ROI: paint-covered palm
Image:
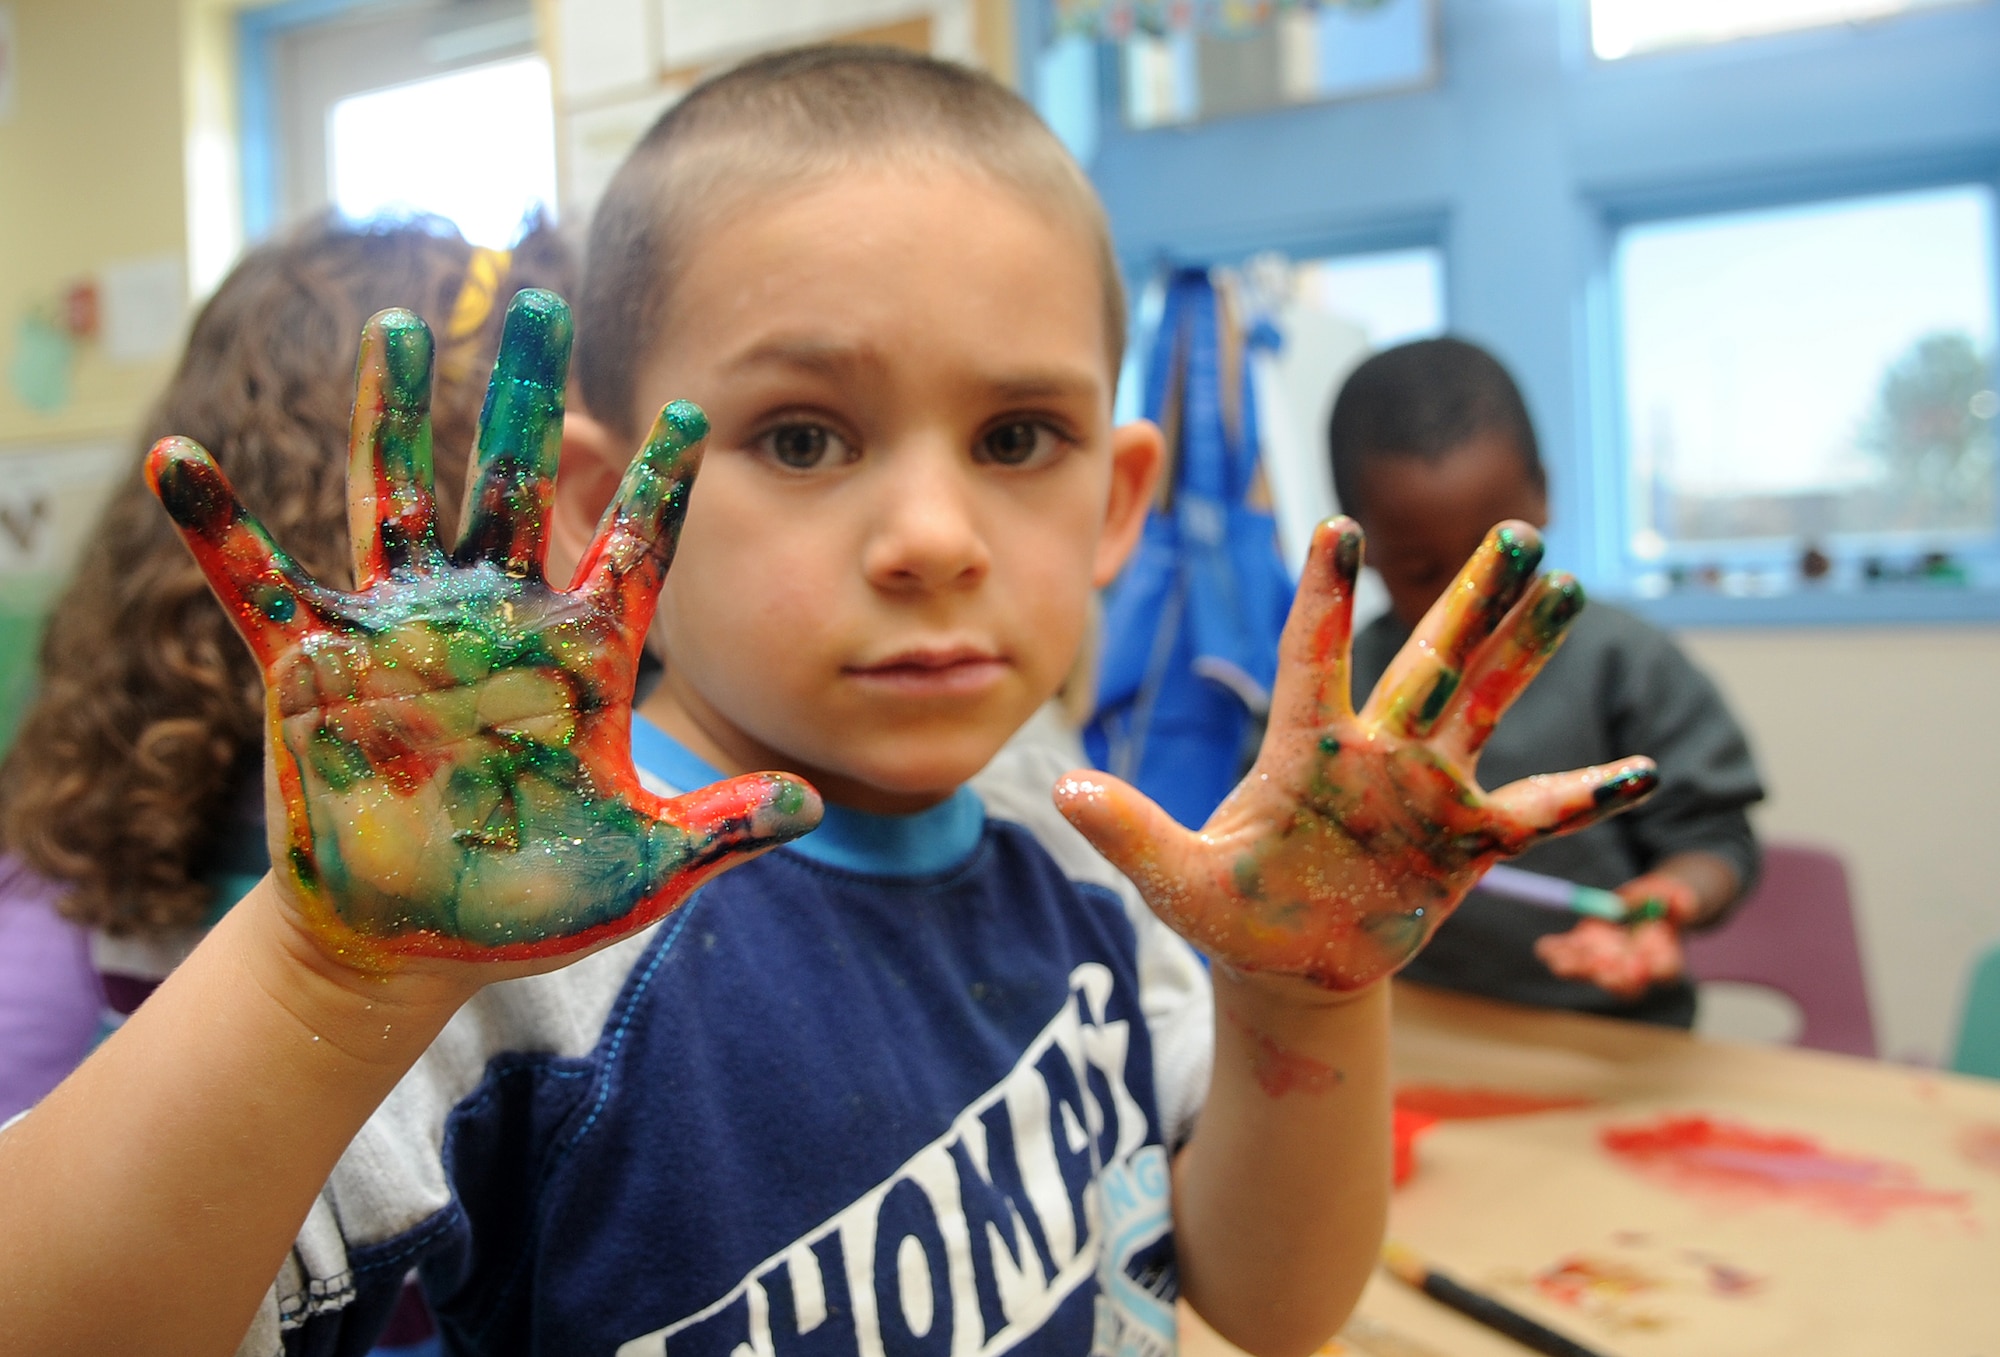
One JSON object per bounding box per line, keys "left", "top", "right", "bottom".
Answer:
{"left": 1058, "top": 518, "right": 1656, "bottom": 992}
{"left": 147, "top": 292, "right": 820, "bottom": 963}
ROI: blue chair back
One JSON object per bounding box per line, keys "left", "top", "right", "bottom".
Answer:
{"left": 1952, "top": 944, "right": 2000, "bottom": 1080}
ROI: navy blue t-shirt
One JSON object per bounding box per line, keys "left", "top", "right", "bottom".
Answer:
{"left": 278, "top": 722, "right": 1194, "bottom": 1357}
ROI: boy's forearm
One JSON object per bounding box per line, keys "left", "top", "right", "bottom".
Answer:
{"left": 1173, "top": 973, "right": 1391, "bottom": 1357}
{"left": 0, "top": 879, "right": 474, "bottom": 1357}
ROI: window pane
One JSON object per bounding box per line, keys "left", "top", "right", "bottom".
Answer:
{"left": 1616, "top": 185, "right": 1997, "bottom": 555}
{"left": 1119, "top": 0, "right": 1433, "bottom": 130}
{"left": 1260, "top": 248, "right": 1446, "bottom": 574}
{"left": 1591, "top": 0, "right": 1971, "bottom": 60}
{"left": 328, "top": 56, "right": 557, "bottom": 248}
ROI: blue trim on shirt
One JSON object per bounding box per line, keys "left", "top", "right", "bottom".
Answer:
{"left": 629, "top": 716, "right": 985, "bottom": 878}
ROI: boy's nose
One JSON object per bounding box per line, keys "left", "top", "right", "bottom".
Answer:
{"left": 861, "top": 453, "right": 991, "bottom": 594}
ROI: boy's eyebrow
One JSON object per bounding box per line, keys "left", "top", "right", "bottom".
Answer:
{"left": 726, "top": 338, "right": 1102, "bottom": 403}
{"left": 984, "top": 370, "right": 1102, "bottom": 403}
{"left": 727, "top": 338, "right": 886, "bottom": 380}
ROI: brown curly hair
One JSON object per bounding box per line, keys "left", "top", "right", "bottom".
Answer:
{"left": 0, "top": 215, "right": 575, "bottom": 934}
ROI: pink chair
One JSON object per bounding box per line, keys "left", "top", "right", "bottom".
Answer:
{"left": 1684, "top": 843, "right": 1877, "bottom": 1059}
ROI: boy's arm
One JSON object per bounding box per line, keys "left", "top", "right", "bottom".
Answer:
{"left": 0, "top": 884, "right": 472, "bottom": 1357}
{"left": 1060, "top": 519, "right": 1658, "bottom": 1356}
{"left": 0, "top": 297, "right": 819, "bottom": 1357}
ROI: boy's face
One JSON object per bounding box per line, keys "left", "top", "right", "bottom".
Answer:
{"left": 1349, "top": 430, "right": 1548, "bottom": 630}
{"left": 598, "top": 165, "right": 1158, "bottom": 813}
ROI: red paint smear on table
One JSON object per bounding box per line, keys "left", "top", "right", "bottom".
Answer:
{"left": 1396, "top": 1084, "right": 1597, "bottom": 1120}
{"left": 1390, "top": 1085, "right": 1597, "bottom": 1186}
{"left": 1961, "top": 1123, "right": 2000, "bottom": 1175}
{"left": 1600, "top": 1114, "right": 1971, "bottom": 1224}
{"left": 1534, "top": 1255, "right": 1662, "bottom": 1308}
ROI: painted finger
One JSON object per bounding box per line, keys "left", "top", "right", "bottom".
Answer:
{"left": 147, "top": 437, "right": 335, "bottom": 666}
{"left": 1429, "top": 572, "right": 1586, "bottom": 764}
{"left": 1363, "top": 522, "right": 1542, "bottom": 738}
{"left": 1053, "top": 771, "right": 1202, "bottom": 925}
{"left": 1482, "top": 756, "right": 1658, "bottom": 856}
{"left": 661, "top": 771, "right": 825, "bottom": 883}
{"left": 452, "top": 289, "right": 571, "bottom": 579}
{"left": 570, "top": 402, "right": 708, "bottom": 633}
{"left": 348, "top": 309, "right": 442, "bottom": 585}
{"left": 1266, "top": 517, "right": 1364, "bottom": 729}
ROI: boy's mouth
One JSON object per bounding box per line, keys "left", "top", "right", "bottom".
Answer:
{"left": 846, "top": 645, "right": 1008, "bottom": 697}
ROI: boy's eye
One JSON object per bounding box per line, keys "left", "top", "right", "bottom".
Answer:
{"left": 757, "top": 422, "right": 852, "bottom": 470}
{"left": 978, "top": 421, "right": 1064, "bottom": 468}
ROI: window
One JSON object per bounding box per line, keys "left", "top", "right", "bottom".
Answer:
{"left": 1257, "top": 247, "right": 1446, "bottom": 573}
{"left": 1114, "top": 0, "right": 1434, "bottom": 130}
{"left": 1615, "top": 184, "right": 1997, "bottom": 586}
{"left": 1590, "top": 0, "right": 1974, "bottom": 60}
{"left": 242, "top": 0, "right": 546, "bottom": 245}
{"left": 328, "top": 56, "right": 558, "bottom": 248}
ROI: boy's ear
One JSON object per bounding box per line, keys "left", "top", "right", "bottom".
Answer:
{"left": 549, "top": 410, "right": 630, "bottom": 589}
{"left": 1093, "top": 419, "right": 1165, "bottom": 589}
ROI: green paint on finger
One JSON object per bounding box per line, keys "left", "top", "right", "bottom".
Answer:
{"left": 256, "top": 586, "right": 296, "bottom": 624}
{"left": 1419, "top": 670, "right": 1459, "bottom": 725}
{"left": 1592, "top": 765, "right": 1658, "bottom": 805}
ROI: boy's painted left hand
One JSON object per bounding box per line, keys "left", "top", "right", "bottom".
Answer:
{"left": 1057, "top": 518, "right": 1659, "bottom": 993}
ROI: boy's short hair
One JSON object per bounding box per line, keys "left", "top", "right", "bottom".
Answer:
{"left": 576, "top": 45, "right": 1126, "bottom": 437}
{"left": 1327, "top": 336, "right": 1545, "bottom": 516}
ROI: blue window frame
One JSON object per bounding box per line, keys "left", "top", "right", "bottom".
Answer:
{"left": 1594, "top": 175, "right": 2000, "bottom": 612}
{"left": 1029, "top": 0, "right": 2000, "bottom": 624}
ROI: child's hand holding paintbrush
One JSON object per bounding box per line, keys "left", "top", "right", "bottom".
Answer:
{"left": 1480, "top": 852, "right": 1740, "bottom": 999}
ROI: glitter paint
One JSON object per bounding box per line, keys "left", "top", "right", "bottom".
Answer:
{"left": 1599, "top": 1114, "right": 1972, "bottom": 1225}
{"left": 148, "top": 293, "right": 822, "bottom": 962}
{"left": 1056, "top": 518, "right": 1658, "bottom": 991}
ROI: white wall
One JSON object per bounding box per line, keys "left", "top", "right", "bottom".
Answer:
{"left": 1677, "top": 626, "right": 2000, "bottom": 1066}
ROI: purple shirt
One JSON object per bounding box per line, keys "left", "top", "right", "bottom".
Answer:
{"left": 0, "top": 855, "right": 102, "bottom": 1121}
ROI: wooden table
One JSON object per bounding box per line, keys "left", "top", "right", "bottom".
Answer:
{"left": 1182, "top": 982, "right": 2000, "bottom": 1357}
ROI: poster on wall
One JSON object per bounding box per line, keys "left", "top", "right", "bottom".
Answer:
{"left": 0, "top": 4, "right": 15, "bottom": 125}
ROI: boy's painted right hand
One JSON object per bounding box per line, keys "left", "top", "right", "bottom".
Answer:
{"left": 147, "top": 291, "right": 821, "bottom": 968}
{"left": 1058, "top": 518, "right": 1658, "bottom": 994}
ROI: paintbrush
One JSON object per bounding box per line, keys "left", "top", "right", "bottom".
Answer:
{"left": 1381, "top": 1242, "right": 1612, "bottom": 1357}
{"left": 1477, "top": 863, "right": 1665, "bottom": 923}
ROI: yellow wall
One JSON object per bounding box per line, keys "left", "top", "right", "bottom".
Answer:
{"left": 0, "top": 0, "right": 187, "bottom": 444}
{"left": 1680, "top": 627, "right": 2000, "bottom": 1066}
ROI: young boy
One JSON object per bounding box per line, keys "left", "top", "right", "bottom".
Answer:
{"left": 1330, "top": 337, "right": 1766, "bottom": 1026}
{"left": 0, "top": 51, "right": 1657, "bottom": 1357}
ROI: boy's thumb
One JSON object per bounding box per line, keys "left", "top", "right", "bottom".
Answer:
{"left": 1053, "top": 772, "right": 1192, "bottom": 913}
{"left": 667, "top": 772, "right": 824, "bottom": 868}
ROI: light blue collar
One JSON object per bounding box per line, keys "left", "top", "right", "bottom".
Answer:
{"left": 629, "top": 716, "right": 986, "bottom": 878}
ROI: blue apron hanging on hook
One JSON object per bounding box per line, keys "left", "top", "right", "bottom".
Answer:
{"left": 1086, "top": 268, "right": 1295, "bottom": 828}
